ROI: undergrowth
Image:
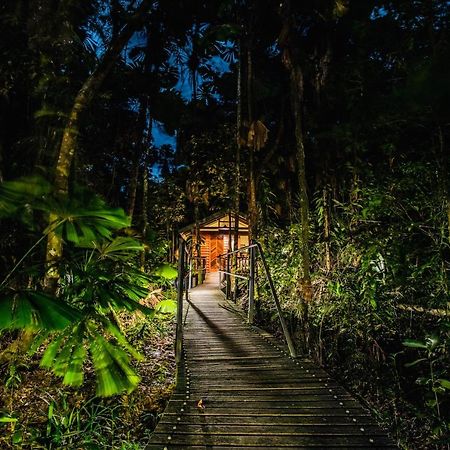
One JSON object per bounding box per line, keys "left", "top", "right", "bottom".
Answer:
{"left": 0, "top": 306, "right": 176, "bottom": 449}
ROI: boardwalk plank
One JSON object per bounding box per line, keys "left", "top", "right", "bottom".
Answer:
{"left": 149, "top": 432, "right": 392, "bottom": 447}
{"left": 154, "top": 423, "right": 387, "bottom": 435}
{"left": 146, "top": 446, "right": 398, "bottom": 450}
{"left": 159, "top": 414, "right": 378, "bottom": 425}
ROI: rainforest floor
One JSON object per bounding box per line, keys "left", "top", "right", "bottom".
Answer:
{"left": 0, "top": 314, "right": 176, "bottom": 450}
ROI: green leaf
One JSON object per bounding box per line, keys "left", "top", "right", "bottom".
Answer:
{"left": 156, "top": 299, "right": 177, "bottom": 314}
{"left": 41, "top": 197, "right": 131, "bottom": 248}
{"left": 63, "top": 344, "right": 86, "bottom": 387}
{"left": 153, "top": 264, "right": 178, "bottom": 280}
{"left": 29, "top": 332, "right": 50, "bottom": 355}
{"left": 97, "top": 237, "right": 144, "bottom": 260}
{"left": 29, "top": 291, "right": 81, "bottom": 330}
{"left": 47, "top": 402, "right": 54, "bottom": 421}
{"left": 0, "top": 296, "right": 13, "bottom": 328}
{"left": 0, "top": 294, "right": 34, "bottom": 329}
{"left": 34, "top": 107, "right": 67, "bottom": 119}
{"left": 0, "top": 290, "right": 81, "bottom": 331}
{"left": 88, "top": 332, "right": 140, "bottom": 397}
{"left": 41, "top": 321, "right": 142, "bottom": 395}
{"left": 65, "top": 220, "right": 79, "bottom": 244}
{"left": 12, "top": 430, "right": 23, "bottom": 444}
{"left": 402, "top": 339, "right": 427, "bottom": 349}
{"left": 405, "top": 358, "right": 427, "bottom": 367}
{"left": 415, "top": 377, "right": 430, "bottom": 386}
{"left": 438, "top": 379, "right": 450, "bottom": 390}
{"left": 41, "top": 336, "right": 64, "bottom": 368}
{"left": 425, "top": 335, "right": 440, "bottom": 351}
{"left": 41, "top": 325, "right": 87, "bottom": 386}
{"left": 0, "top": 416, "right": 18, "bottom": 423}
{"left": 98, "top": 279, "right": 153, "bottom": 316}
{"left": 93, "top": 224, "right": 114, "bottom": 239}
{"left": 104, "top": 319, "right": 143, "bottom": 361}
{"left": 0, "top": 175, "right": 51, "bottom": 219}
{"left": 433, "top": 386, "right": 446, "bottom": 395}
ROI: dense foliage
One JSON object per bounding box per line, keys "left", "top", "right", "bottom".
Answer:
{"left": 1, "top": 0, "right": 449, "bottom": 449}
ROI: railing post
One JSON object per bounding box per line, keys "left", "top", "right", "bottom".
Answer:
{"left": 232, "top": 253, "right": 238, "bottom": 303}
{"left": 226, "top": 253, "right": 231, "bottom": 299}
{"left": 188, "top": 257, "right": 192, "bottom": 290}
{"left": 175, "top": 240, "right": 185, "bottom": 366}
{"left": 248, "top": 243, "right": 255, "bottom": 324}
{"left": 255, "top": 242, "right": 297, "bottom": 358}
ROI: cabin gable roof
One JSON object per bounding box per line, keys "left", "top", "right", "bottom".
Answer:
{"left": 179, "top": 212, "right": 248, "bottom": 236}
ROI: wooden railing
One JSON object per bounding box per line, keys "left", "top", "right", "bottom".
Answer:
{"left": 175, "top": 239, "right": 297, "bottom": 373}
{"left": 174, "top": 240, "right": 206, "bottom": 365}
{"left": 175, "top": 239, "right": 186, "bottom": 366}
{"left": 188, "top": 255, "right": 207, "bottom": 288}
{"left": 218, "top": 242, "right": 296, "bottom": 358}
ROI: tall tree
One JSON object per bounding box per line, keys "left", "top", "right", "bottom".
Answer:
{"left": 278, "top": 1, "right": 313, "bottom": 322}
{"left": 45, "top": 0, "right": 154, "bottom": 289}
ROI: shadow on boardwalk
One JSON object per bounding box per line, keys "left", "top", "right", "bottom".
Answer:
{"left": 148, "top": 274, "right": 396, "bottom": 449}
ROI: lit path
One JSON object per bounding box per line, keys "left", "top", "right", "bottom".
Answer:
{"left": 148, "top": 275, "right": 395, "bottom": 449}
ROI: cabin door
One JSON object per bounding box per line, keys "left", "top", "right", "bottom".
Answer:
{"left": 209, "top": 234, "right": 224, "bottom": 272}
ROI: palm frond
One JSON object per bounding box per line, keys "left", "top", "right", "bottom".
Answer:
{"left": 0, "top": 290, "right": 81, "bottom": 330}
{"left": 0, "top": 176, "right": 51, "bottom": 219}
{"left": 42, "top": 199, "right": 131, "bottom": 246}
{"left": 88, "top": 330, "right": 141, "bottom": 397}
{"left": 95, "top": 237, "right": 144, "bottom": 260}
{"left": 41, "top": 320, "right": 142, "bottom": 396}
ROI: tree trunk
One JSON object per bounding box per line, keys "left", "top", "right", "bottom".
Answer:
{"left": 447, "top": 199, "right": 450, "bottom": 245}
{"left": 140, "top": 112, "right": 152, "bottom": 267}
{"left": 289, "top": 61, "right": 312, "bottom": 303}
{"left": 53, "top": 1, "right": 151, "bottom": 198}
{"left": 141, "top": 114, "right": 152, "bottom": 239}
{"left": 435, "top": 125, "right": 450, "bottom": 244}
{"left": 129, "top": 88, "right": 151, "bottom": 220}
{"left": 232, "top": 40, "right": 244, "bottom": 301}
{"left": 246, "top": 45, "right": 258, "bottom": 242}
{"left": 171, "top": 229, "right": 176, "bottom": 264}
{"left": 287, "top": 176, "right": 293, "bottom": 223}
{"left": 234, "top": 39, "right": 242, "bottom": 250}
{"left": 140, "top": 165, "right": 149, "bottom": 268}
{"left": 323, "top": 184, "right": 332, "bottom": 272}
{"left": 248, "top": 149, "right": 257, "bottom": 242}
{"left": 279, "top": 3, "right": 312, "bottom": 350}
{"left": 141, "top": 165, "right": 149, "bottom": 235}
{"left": 44, "top": 1, "right": 152, "bottom": 289}
{"left": 127, "top": 159, "right": 140, "bottom": 219}
{"left": 194, "top": 202, "right": 201, "bottom": 281}
{"left": 0, "top": 330, "right": 35, "bottom": 364}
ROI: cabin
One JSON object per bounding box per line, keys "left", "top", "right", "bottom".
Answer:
{"left": 180, "top": 212, "right": 249, "bottom": 273}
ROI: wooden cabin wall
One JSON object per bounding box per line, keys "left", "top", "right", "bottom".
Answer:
{"left": 201, "top": 233, "right": 210, "bottom": 272}
{"left": 200, "top": 232, "right": 249, "bottom": 273}
{"left": 238, "top": 234, "right": 249, "bottom": 247}
{"left": 209, "top": 233, "right": 224, "bottom": 272}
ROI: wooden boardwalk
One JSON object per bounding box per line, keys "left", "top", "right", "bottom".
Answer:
{"left": 148, "top": 275, "right": 396, "bottom": 449}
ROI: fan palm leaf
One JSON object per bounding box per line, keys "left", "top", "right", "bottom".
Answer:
{"left": 0, "top": 290, "right": 81, "bottom": 330}
{"left": 40, "top": 319, "right": 142, "bottom": 395}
